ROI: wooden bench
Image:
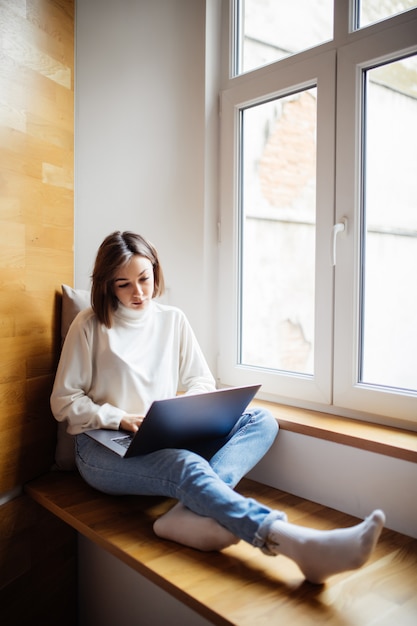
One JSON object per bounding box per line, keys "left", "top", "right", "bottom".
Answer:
{"left": 25, "top": 471, "right": 417, "bottom": 626}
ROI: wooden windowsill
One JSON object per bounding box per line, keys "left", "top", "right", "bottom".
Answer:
{"left": 252, "top": 400, "right": 417, "bottom": 464}
{"left": 25, "top": 472, "right": 417, "bottom": 626}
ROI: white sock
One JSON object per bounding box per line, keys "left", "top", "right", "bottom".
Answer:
{"left": 153, "top": 502, "right": 240, "bottom": 552}
{"left": 266, "top": 509, "right": 385, "bottom": 584}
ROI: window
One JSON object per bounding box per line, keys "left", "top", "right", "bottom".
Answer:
{"left": 356, "top": 0, "right": 417, "bottom": 29}
{"left": 239, "top": 89, "right": 317, "bottom": 377}
{"left": 360, "top": 57, "right": 417, "bottom": 392}
{"left": 234, "top": 0, "right": 333, "bottom": 74}
{"left": 219, "top": 1, "right": 417, "bottom": 428}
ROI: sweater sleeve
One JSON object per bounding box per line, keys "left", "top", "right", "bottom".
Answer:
{"left": 178, "top": 312, "right": 216, "bottom": 394}
{"left": 50, "top": 312, "right": 125, "bottom": 435}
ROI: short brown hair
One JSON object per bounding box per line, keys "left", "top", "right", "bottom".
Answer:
{"left": 91, "top": 231, "right": 165, "bottom": 327}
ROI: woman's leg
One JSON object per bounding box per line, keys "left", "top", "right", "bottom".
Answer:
{"left": 75, "top": 434, "right": 385, "bottom": 582}
{"left": 153, "top": 503, "right": 240, "bottom": 551}
{"left": 263, "top": 510, "right": 386, "bottom": 584}
{"left": 208, "top": 408, "right": 279, "bottom": 487}
{"left": 153, "top": 408, "right": 279, "bottom": 550}
{"left": 75, "top": 433, "right": 279, "bottom": 544}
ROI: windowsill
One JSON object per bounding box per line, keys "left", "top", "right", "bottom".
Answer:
{"left": 252, "top": 399, "right": 417, "bottom": 464}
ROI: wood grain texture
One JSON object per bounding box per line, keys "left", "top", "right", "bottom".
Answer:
{"left": 26, "top": 473, "right": 417, "bottom": 626}
{"left": 0, "top": 3, "right": 75, "bottom": 624}
{"left": 253, "top": 399, "right": 417, "bottom": 463}
{"left": 0, "top": 0, "right": 74, "bottom": 493}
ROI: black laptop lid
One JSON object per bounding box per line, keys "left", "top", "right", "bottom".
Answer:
{"left": 124, "top": 384, "right": 261, "bottom": 457}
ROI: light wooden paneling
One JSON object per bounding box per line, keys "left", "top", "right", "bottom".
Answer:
{"left": 0, "top": 2, "right": 75, "bottom": 623}
{"left": 0, "top": 0, "right": 74, "bottom": 493}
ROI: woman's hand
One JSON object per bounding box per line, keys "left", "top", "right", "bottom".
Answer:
{"left": 119, "top": 414, "right": 145, "bottom": 433}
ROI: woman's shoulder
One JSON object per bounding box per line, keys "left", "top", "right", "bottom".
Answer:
{"left": 61, "top": 306, "right": 97, "bottom": 348}
{"left": 68, "top": 306, "right": 97, "bottom": 334}
{"left": 74, "top": 306, "right": 95, "bottom": 323}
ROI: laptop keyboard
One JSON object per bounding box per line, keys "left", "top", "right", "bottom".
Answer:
{"left": 112, "top": 435, "right": 133, "bottom": 449}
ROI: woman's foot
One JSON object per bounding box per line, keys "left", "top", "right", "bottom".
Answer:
{"left": 153, "top": 502, "right": 240, "bottom": 551}
{"left": 266, "top": 509, "right": 386, "bottom": 584}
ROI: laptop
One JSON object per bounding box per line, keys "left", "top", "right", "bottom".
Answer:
{"left": 85, "top": 384, "right": 261, "bottom": 458}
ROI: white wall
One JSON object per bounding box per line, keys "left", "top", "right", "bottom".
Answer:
{"left": 248, "top": 430, "right": 417, "bottom": 539}
{"left": 75, "top": 0, "right": 219, "bottom": 366}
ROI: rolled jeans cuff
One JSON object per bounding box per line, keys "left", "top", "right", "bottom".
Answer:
{"left": 253, "top": 510, "right": 288, "bottom": 555}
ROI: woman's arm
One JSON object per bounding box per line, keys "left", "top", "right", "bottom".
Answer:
{"left": 50, "top": 312, "right": 125, "bottom": 434}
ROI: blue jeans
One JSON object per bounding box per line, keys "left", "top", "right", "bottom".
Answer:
{"left": 75, "top": 408, "right": 282, "bottom": 548}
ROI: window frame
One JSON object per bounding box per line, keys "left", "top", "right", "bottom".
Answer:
{"left": 333, "top": 17, "right": 417, "bottom": 426}
{"left": 218, "top": 50, "right": 336, "bottom": 407}
{"left": 218, "top": 1, "right": 417, "bottom": 430}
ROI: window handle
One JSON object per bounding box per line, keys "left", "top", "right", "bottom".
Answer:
{"left": 331, "top": 217, "right": 347, "bottom": 266}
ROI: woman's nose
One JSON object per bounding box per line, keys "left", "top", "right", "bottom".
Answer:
{"left": 134, "top": 283, "right": 143, "bottom": 296}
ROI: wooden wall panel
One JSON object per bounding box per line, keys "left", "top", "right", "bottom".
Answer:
{"left": 0, "top": 0, "right": 74, "bottom": 493}
{"left": 0, "top": 2, "right": 76, "bottom": 623}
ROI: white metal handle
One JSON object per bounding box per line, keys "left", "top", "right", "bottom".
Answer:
{"left": 331, "top": 217, "right": 347, "bottom": 266}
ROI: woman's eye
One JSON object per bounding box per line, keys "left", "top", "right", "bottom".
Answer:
{"left": 117, "top": 283, "right": 129, "bottom": 289}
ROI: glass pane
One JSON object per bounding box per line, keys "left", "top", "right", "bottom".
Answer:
{"left": 360, "top": 55, "right": 417, "bottom": 392}
{"left": 234, "top": 0, "right": 333, "bottom": 76}
{"left": 358, "top": 0, "right": 417, "bottom": 29}
{"left": 239, "top": 89, "right": 317, "bottom": 375}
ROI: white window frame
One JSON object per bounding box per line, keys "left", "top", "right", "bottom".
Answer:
{"left": 333, "top": 16, "right": 417, "bottom": 425}
{"left": 218, "top": 1, "right": 417, "bottom": 429}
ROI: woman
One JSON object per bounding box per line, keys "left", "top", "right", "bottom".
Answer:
{"left": 51, "top": 231, "right": 385, "bottom": 584}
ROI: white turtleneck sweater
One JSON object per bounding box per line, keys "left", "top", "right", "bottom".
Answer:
{"left": 50, "top": 301, "right": 216, "bottom": 435}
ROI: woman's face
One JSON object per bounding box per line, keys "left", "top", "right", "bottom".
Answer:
{"left": 113, "top": 255, "right": 155, "bottom": 311}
